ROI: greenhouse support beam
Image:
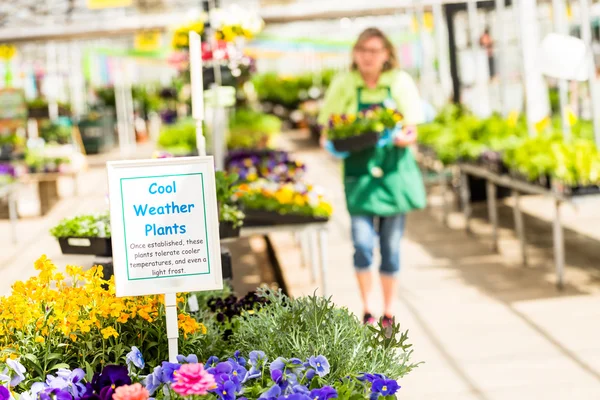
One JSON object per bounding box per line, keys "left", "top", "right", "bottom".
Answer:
{"left": 552, "top": 0, "right": 572, "bottom": 140}
{"left": 579, "top": 0, "right": 600, "bottom": 147}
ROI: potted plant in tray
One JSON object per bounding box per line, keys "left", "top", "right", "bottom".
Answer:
{"left": 232, "top": 179, "right": 333, "bottom": 226}
{"left": 216, "top": 171, "right": 245, "bottom": 238}
{"left": 327, "top": 106, "right": 403, "bottom": 152}
{"left": 50, "top": 212, "right": 112, "bottom": 256}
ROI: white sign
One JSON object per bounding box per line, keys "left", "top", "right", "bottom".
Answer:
{"left": 107, "top": 157, "right": 222, "bottom": 297}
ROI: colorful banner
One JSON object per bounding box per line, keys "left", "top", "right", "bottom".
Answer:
{"left": 135, "top": 31, "right": 163, "bottom": 52}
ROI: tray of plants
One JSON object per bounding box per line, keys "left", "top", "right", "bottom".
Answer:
{"left": 243, "top": 208, "right": 329, "bottom": 227}
{"left": 216, "top": 172, "right": 245, "bottom": 238}
{"left": 233, "top": 179, "right": 333, "bottom": 226}
{"left": 327, "top": 107, "right": 403, "bottom": 153}
{"left": 50, "top": 212, "right": 113, "bottom": 256}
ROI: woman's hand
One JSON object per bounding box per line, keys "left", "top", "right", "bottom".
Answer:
{"left": 393, "top": 125, "right": 417, "bottom": 147}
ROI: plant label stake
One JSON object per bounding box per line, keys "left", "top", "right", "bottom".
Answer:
{"left": 107, "top": 157, "right": 223, "bottom": 363}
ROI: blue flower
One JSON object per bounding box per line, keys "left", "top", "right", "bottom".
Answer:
{"left": 259, "top": 384, "right": 281, "bottom": 400}
{"left": 214, "top": 380, "right": 237, "bottom": 400}
{"left": 307, "top": 356, "right": 330, "bottom": 378}
{"left": 230, "top": 363, "right": 248, "bottom": 387}
{"left": 0, "top": 386, "right": 10, "bottom": 400}
{"left": 291, "top": 385, "right": 309, "bottom": 394}
{"left": 286, "top": 394, "right": 312, "bottom": 400}
{"left": 159, "top": 362, "right": 181, "bottom": 382}
{"left": 126, "top": 347, "right": 145, "bottom": 369}
{"left": 270, "top": 358, "right": 285, "bottom": 373}
{"left": 371, "top": 379, "right": 400, "bottom": 397}
{"left": 309, "top": 386, "right": 337, "bottom": 400}
{"left": 206, "top": 356, "right": 220, "bottom": 368}
{"left": 40, "top": 388, "right": 73, "bottom": 400}
{"left": 228, "top": 351, "right": 246, "bottom": 367}
{"left": 357, "top": 373, "right": 386, "bottom": 383}
{"left": 6, "top": 359, "right": 25, "bottom": 387}
{"left": 247, "top": 351, "right": 266, "bottom": 380}
{"left": 304, "top": 369, "right": 315, "bottom": 382}
{"left": 176, "top": 354, "right": 198, "bottom": 364}
{"left": 143, "top": 366, "right": 165, "bottom": 396}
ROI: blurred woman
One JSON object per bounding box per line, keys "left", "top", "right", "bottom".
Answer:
{"left": 318, "top": 28, "right": 426, "bottom": 327}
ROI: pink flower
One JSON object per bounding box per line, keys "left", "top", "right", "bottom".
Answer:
{"left": 171, "top": 363, "right": 216, "bottom": 397}
{"left": 112, "top": 383, "right": 150, "bottom": 400}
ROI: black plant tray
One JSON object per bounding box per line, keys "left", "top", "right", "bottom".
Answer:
{"left": 553, "top": 183, "right": 600, "bottom": 196}
{"left": 479, "top": 151, "right": 509, "bottom": 175}
{"left": 58, "top": 237, "right": 112, "bottom": 257}
{"left": 509, "top": 170, "right": 551, "bottom": 189}
{"left": 220, "top": 221, "right": 241, "bottom": 239}
{"left": 331, "top": 131, "right": 380, "bottom": 153}
{"left": 243, "top": 209, "right": 328, "bottom": 227}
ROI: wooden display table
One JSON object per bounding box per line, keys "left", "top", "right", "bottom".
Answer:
{"left": 18, "top": 171, "right": 79, "bottom": 216}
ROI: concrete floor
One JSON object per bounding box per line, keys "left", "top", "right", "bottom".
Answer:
{"left": 270, "top": 130, "right": 600, "bottom": 400}
{"left": 2, "top": 134, "right": 600, "bottom": 399}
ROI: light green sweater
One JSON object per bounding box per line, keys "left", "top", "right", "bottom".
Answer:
{"left": 317, "top": 69, "right": 424, "bottom": 126}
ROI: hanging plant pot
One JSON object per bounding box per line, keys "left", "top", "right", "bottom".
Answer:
{"left": 331, "top": 131, "right": 380, "bottom": 153}
{"left": 243, "top": 209, "right": 329, "bottom": 227}
{"left": 220, "top": 221, "right": 241, "bottom": 239}
{"left": 57, "top": 237, "right": 112, "bottom": 257}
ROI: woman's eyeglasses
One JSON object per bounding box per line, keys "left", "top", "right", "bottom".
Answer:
{"left": 355, "top": 47, "right": 386, "bottom": 55}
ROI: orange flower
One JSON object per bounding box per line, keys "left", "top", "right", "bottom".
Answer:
{"left": 113, "top": 383, "right": 150, "bottom": 400}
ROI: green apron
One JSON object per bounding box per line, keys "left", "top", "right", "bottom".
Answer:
{"left": 343, "top": 87, "right": 427, "bottom": 216}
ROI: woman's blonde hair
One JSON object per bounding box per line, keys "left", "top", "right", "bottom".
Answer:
{"left": 351, "top": 27, "right": 399, "bottom": 72}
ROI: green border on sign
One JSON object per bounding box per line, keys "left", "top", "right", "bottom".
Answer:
{"left": 119, "top": 172, "right": 212, "bottom": 281}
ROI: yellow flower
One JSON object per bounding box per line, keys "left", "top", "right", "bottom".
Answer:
{"left": 101, "top": 327, "right": 119, "bottom": 339}
{"left": 35, "top": 336, "right": 45, "bottom": 344}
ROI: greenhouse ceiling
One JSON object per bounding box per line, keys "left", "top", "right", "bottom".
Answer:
{"left": 0, "top": 0, "right": 491, "bottom": 43}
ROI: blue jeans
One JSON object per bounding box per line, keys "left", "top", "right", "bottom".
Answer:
{"left": 351, "top": 214, "right": 406, "bottom": 275}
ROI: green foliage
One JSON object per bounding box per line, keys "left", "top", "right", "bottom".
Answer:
{"left": 158, "top": 119, "right": 211, "bottom": 155}
{"left": 251, "top": 70, "right": 336, "bottom": 109}
{"left": 50, "top": 212, "right": 111, "bottom": 238}
{"left": 228, "top": 109, "right": 281, "bottom": 149}
{"left": 227, "top": 289, "right": 419, "bottom": 381}
{"left": 419, "top": 104, "right": 600, "bottom": 186}
{"left": 39, "top": 121, "right": 72, "bottom": 144}
{"left": 326, "top": 108, "right": 401, "bottom": 141}
{"left": 215, "top": 171, "right": 245, "bottom": 228}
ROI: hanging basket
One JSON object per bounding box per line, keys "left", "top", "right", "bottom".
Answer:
{"left": 331, "top": 131, "right": 380, "bottom": 153}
